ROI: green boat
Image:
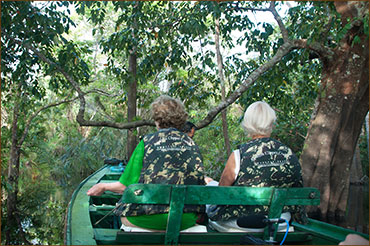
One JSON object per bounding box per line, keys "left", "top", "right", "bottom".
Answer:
{"left": 65, "top": 163, "right": 369, "bottom": 245}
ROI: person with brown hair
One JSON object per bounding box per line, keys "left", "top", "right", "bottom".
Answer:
{"left": 87, "top": 95, "right": 206, "bottom": 231}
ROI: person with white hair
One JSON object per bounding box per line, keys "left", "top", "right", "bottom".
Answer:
{"left": 207, "top": 101, "right": 304, "bottom": 232}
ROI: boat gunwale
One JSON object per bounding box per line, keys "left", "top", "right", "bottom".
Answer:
{"left": 65, "top": 164, "right": 110, "bottom": 245}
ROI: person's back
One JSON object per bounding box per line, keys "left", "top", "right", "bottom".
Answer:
{"left": 88, "top": 95, "right": 206, "bottom": 231}
{"left": 120, "top": 127, "right": 205, "bottom": 218}
{"left": 140, "top": 128, "right": 203, "bottom": 185}
{"left": 208, "top": 101, "right": 304, "bottom": 226}
{"left": 236, "top": 137, "right": 302, "bottom": 188}
{"left": 209, "top": 137, "right": 303, "bottom": 222}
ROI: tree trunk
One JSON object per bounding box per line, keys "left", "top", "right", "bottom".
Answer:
{"left": 6, "top": 148, "right": 20, "bottom": 244}
{"left": 126, "top": 7, "right": 139, "bottom": 159}
{"left": 300, "top": 1, "right": 369, "bottom": 224}
{"left": 126, "top": 52, "right": 138, "bottom": 159}
{"left": 215, "top": 17, "right": 231, "bottom": 157}
{"left": 6, "top": 99, "right": 30, "bottom": 245}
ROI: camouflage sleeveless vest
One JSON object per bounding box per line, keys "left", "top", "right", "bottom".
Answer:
{"left": 208, "top": 138, "right": 304, "bottom": 221}
{"left": 119, "top": 128, "right": 205, "bottom": 217}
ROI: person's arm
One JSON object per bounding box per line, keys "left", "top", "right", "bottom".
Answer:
{"left": 339, "top": 234, "right": 369, "bottom": 245}
{"left": 219, "top": 152, "right": 237, "bottom": 186}
{"left": 87, "top": 140, "right": 145, "bottom": 196}
{"left": 87, "top": 181, "right": 126, "bottom": 196}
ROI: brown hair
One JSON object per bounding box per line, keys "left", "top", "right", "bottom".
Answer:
{"left": 150, "top": 95, "right": 188, "bottom": 129}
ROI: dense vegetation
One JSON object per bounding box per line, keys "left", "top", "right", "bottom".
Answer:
{"left": 1, "top": 1, "right": 368, "bottom": 244}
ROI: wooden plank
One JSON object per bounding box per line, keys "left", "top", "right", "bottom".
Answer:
{"left": 265, "top": 188, "right": 287, "bottom": 242}
{"left": 120, "top": 184, "right": 172, "bottom": 204}
{"left": 122, "top": 184, "right": 320, "bottom": 206}
{"left": 165, "top": 186, "right": 186, "bottom": 245}
{"left": 89, "top": 204, "right": 116, "bottom": 212}
{"left": 178, "top": 232, "right": 312, "bottom": 244}
{"left": 285, "top": 188, "right": 320, "bottom": 205}
{"left": 185, "top": 186, "right": 273, "bottom": 205}
{"left": 179, "top": 232, "right": 245, "bottom": 245}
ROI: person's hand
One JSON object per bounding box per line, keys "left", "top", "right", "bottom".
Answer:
{"left": 339, "top": 234, "right": 369, "bottom": 245}
{"left": 87, "top": 183, "right": 106, "bottom": 196}
{"left": 204, "top": 176, "right": 214, "bottom": 184}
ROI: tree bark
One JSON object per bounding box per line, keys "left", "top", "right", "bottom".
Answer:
{"left": 215, "top": 17, "right": 231, "bottom": 157}
{"left": 300, "top": 1, "right": 369, "bottom": 223}
{"left": 6, "top": 105, "right": 21, "bottom": 245}
{"left": 6, "top": 90, "right": 31, "bottom": 245}
{"left": 127, "top": 51, "right": 138, "bottom": 159}
{"left": 126, "top": 7, "right": 139, "bottom": 159}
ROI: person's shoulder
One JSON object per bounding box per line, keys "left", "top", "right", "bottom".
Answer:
{"left": 142, "top": 131, "right": 158, "bottom": 142}
{"left": 240, "top": 138, "right": 265, "bottom": 148}
{"left": 269, "top": 138, "right": 299, "bottom": 158}
{"left": 268, "top": 138, "right": 290, "bottom": 148}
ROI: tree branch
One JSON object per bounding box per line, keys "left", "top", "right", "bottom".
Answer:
{"left": 268, "top": 2, "right": 289, "bottom": 42}
{"left": 334, "top": 1, "right": 369, "bottom": 28}
{"left": 149, "top": 2, "right": 197, "bottom": 31}
{"left": 17, "top": 96, "right": 78, "bottom": 148}
{"left": 9, "top": 34, "right": 156, "bottom": 129}
{"left": 292, "top": 39, "right": 335, "bottom": 62}
{"left": 196, "top": 41, "right": 295, "bottom": 129}
{"left": 226, "top": 2, "right": 289, "bottom": 42}
{"left": 10, "top": 11, "right": 329, "bottom": 133}
{"left": 85, "top": 88, "right": 123, "bottom": 98}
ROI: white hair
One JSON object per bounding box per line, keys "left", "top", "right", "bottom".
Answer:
{"left": 241, "top": 101, "right": 276, "bottom": 137}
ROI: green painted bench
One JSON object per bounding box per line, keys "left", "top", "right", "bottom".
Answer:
{"left": 67, "top": 165, "right": 369, "bottom": 245}
{"left": 94, "top": 184, "right": 321, "bottom": 245}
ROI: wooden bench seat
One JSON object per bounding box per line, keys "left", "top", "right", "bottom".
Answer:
{"left": 106, "top": 184, "right": 320, "bottom": 245}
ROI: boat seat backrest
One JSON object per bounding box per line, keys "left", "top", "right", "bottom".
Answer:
{"left": 119, "top": 184, "right": 320, "bottom": 245}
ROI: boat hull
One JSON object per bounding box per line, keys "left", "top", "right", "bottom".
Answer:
{"left": 66, "top": 165, "right": 369, "bottom": 245}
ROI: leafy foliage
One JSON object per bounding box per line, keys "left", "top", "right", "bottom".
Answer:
{"left": 1, "top": 1, "right": 368, "bottom": 243}
{"left": 1, "top": 1, "right": 92, "bottom": 244}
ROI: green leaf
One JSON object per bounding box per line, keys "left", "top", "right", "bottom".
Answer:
{"left": 351, "top": 35, "right": 362, "bottom": 47}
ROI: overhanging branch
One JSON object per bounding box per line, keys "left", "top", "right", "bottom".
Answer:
{"left": 292, "top": 39, "right": 334, "bottom": 62}
{"left": 269, "top": 2, "right": 289, "bottom": 42}
{"left": 17, "top": 96, "right": 78, "bottom": 148}
{"left": 12, "top": 32, "right": 297, "bottom": 131}
{"left": 9, "top": 34, "right": 155, "bottom": 130}
{"left": 11, "top": 18, "right": 330, "bottom": 132}
{"left": 196, "top": 41, "right": 295, "bottom": 129}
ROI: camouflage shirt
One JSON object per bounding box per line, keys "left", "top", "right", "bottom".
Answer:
{"left": 208, "top": 137, "right": 304, "bottom": 221}
{"left": 119, "top": 128, "right": 206, "bottom": 217}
